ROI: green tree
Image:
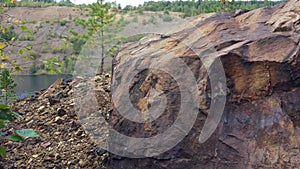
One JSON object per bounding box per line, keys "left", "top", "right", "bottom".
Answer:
{"left": 87, "top": 0, "right": 115, "bottom": 74}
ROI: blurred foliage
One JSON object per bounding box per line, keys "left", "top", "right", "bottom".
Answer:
{"left": 124, "top": 0, "right": 284, "bottom": 17}
{"left": 0, "top": 1, "right": 39, "bottom": 157}
{"left": 0, "top": 68, "right": 16, "bottom": 104}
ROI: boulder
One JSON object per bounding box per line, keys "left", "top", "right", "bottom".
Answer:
{"left": 109, "top": 0, "right": 300, "bottom": 168}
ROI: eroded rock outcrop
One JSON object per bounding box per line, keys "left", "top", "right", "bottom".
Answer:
{"left": 109, "top": 0, "right": 300, "bottom": 168}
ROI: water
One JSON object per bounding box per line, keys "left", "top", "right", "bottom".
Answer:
{"left": 13, "top": 75, "right": 73, "bottom": 99}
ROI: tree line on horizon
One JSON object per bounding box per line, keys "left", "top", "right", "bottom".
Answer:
{"left": 1, "top": 0, "right": 285, "bottom": 17}
{"left": 123, "top": 0, "right": 284, "bottom": 17}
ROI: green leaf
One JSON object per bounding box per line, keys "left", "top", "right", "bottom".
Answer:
{"left": 6, "top": 135, "right": 24, "bottom": 142}
{"left": 11, "top": 111, "right": 22, "bottom": 118}
{"left": 0, "top": 132, "right": 4, "bottom": 136}
{"left": 0, "top": 145, "right": 6, "bottom": 156}
{"left": 0, "top": 112, "right": 13, "bottom": 122}
{"left": 0, "top": 120, "right": 5, "bottom": 128}
{"left": 0, "top": 104, "right": 9, "bottom": 110}
{"left": 16, "top": 129, "right": 39, "bottom": 138}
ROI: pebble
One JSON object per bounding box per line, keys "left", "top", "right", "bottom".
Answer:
{"left": 57, "top": 108, "right": 67, "bottom": 116}
{"left": 41, "top": 142, "right": 51, "bottom": 148}
{"left": 54, "top": 117, "right": 63, "bottom": 124}
{"left": 54, "top": 132, "right": 61, "bottom": 135}
{"left": 38, "top": 106, "right": 45, "bottom": 111}
{"left": 32, "top": 155, "right": 39, "bottom": 158}
{"left": 95, "top": 148, "right": 106, "bottom": 156}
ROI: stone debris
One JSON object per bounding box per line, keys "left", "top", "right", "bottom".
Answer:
{"left": 0, "top": 74, "right": 111, "bottom": 169}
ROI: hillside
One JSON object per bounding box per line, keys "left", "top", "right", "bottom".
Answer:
{"left": 1, "top": 6, "right": 183, "bottom": 75}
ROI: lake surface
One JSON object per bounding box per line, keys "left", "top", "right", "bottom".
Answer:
{"left": 13, "top": 75, "right": 73, "bottom": 99}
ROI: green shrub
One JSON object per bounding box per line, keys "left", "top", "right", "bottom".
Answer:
{"left": 43, "top": 57, "right": 64, "bottom": 74}
{"left": 0, "top": 69, "right": 17, "bottom": 104}
{"left": 137, "top": 9, "right": 144, "bottom": 14}
{"left": 0, "top": 25, "right": 16, "bottom": 42}
{"left": 51, "top": 45, "right": 57, "bottom": 54}
{"left": 58, "top": 43, "right": 69, "bottom": 53}
{"left": 149, "top": 15, "right": 157, "bottom": 24}
{"left": 41, "top": 45, "right": 48, "bottom": 53}
{"left": 59, "top": 19, "right": 67, "bottom": 26}
{"left": 29, "top": 64, "right": 38, "bottom": 74}
{"left": 39, "top": 22, "right": 44, "bottom": 28}
{"left": 162, "top": 14, "right": 173, "bottom": 22}
{"left": 27, "top": 51, "right": 41, "bottom": 60}
{"left": 26, "top": 19, "right": 37, "bottom": 24}
{"left": 142, "top": 19, "right": 148, "bottom": 25}
{"left": 132, "top": 16, "right": 138, "bottom": 23}
{"left": 48, "top": 32, "right": 58, "bottom": 39}
{"left": 164, "top": 10, "right": 170, "bottom": 15}
{"left": 69, "top": 35, "right": 89, "bottom": 55}
{"left": 63, "top": 55, "right": 77, "bottom": 73}
{"left": 19, "top": 34, "right": 34, "bottom": 41}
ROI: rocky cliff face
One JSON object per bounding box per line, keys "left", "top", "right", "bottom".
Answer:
{"left": 109, "top": 0, "right": 300, "bottom": 168}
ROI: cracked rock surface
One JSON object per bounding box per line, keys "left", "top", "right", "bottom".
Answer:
{"left": 109, "top": 0, "right": 300, "bottom": 168}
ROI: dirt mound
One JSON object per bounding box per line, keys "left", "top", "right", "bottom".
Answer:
{"left": 0, "top": 74, "right": 111, "bottom": 169}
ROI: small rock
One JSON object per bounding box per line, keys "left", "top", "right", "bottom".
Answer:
{"left": 75, "top": 130, "right": 84, "bottom": 137}
{"left": 95, "top": 148, "right": 106, "bottom": 156}
{"left": 41, "top": 142, "right": 51, "bottom": 148}
{"left": 49, "top": 97, "right": 60, "bottom": 105}
{"left": 57, "top": 108, "right": 67, "bottom": 116}
{"left": 54, "top": 117, "right": 63, "bottom": 124}
{"left": 27, "top": 158, "right": 33, "bottom": 164}
{"left": 54, "top": 159, "right": 61, "bottom": 164}
{"left": 54, "top": 132, "right": 61, "bottom": 135}
{"left": 102, "top": 155, "right": 109, "bottom": 164}
{"left": 43, "top": 157, "right": 53, "bottom": 162}
{"left": 32, "top": 155, "right": 39, "bottom": 158}
{"left": 13, "top": 162, "right": 18, "bottom": 168}
{"left": 67, "top": 138, "right": 74, "bottom": 142}
{"left": 26, "top": 120, "right": 35, "bottom": 126}
{"left": 38, "top": 106, "right": 45, "bottom": 111}
{"left": 55, "top": 153, "right": 61, "bottom": 159}
{"left": 69, "top": 165, "right": 75, "bottom": 169}
{"left": 79, "top": 160, "right": 86, "bottom": 167}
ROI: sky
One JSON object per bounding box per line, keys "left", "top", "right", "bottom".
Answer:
{"left": 70, "top": 0, "right": 173, "bottom": 8}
